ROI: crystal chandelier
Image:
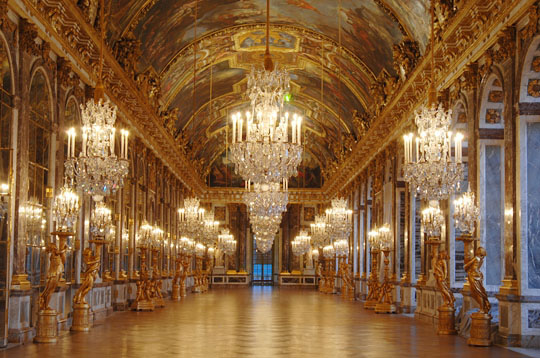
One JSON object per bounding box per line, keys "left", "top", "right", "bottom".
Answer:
{"left": 421, "top": 201, "right": 445, "bottom": 238}
{"left": 195, "top": 243, "right": 206, "bottom": 258}
{"left": 402, "top": 0, "right": 463, "bottom": 201}
{"left": 453, "top": 190, "right": 480, "bottom": 234}
{"left": 326, "top": 198, "right": 353, "bottom": 242}
{"left": 178, "top": 197, "right": 205, "bottom": 240}
{"left": 151, "top": 226, "right": 164, "bottom": 249}
{"left": 202, "top": 211, "right": 219, "bottom": 246}
{"left": 243, "top": 182, "right": 288, "bottom": 217}
{"left": 53, "top": 185, "right": 80, "bottom": 232}
{"left": 64, "top": 12, "right": 129, "bottom": 202}
{"left": 229, "top": 0, "right": 302, "bottom": 187}
{"left": 311, "top": 248, "right": 319, "bottom": 262}
{"left": 310, "top": 214, "right": 328, "bottom": 248}
{"left": 291, "top": 230, "right": 311, "bottom": 256}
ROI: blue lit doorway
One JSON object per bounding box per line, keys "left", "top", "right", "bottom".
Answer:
{"left": 252, "top": 238, "right": 273, "bottom": 285}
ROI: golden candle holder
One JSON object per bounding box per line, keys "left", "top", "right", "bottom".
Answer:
{"left": 338, "top": 257, "right": 354, "bottom": 301}
{"left": 323, "top": 257, "right": 335, "bottom": 294}
{"left": 364, "top": 248, "right": 380, "bottom": 310}
{"left": 180, "top": 254, "right": 191, "bottom": 297}
{"left": 35, "top": 231, "right": 71, "bottom": 343}
{"left": 72, "top": 239, "right": 103, "bottom": 331}
{"left": 433, "top": 248, "right": 457, "bottom": 335}
{"left": 375, "top": 248, "right": 396, "bottom": 313}
{"left": 466, "top": 246, "right": 492, "bottom": 347}
{"left": 316, "top": 258, "right": 325, "bottom": 292}
{"left": 456, "top": 233, "right": 477, "bottom": 293}
{"left": 172, "top": 254, "right": 182, "bottom": 301}
{"left": 150, "top": 247, "right": 165, "bottom": 308}
{"left": 131, "top": 246, "right": 154, "bottom": 311}
{"left": 192, "top": 256, "right": 203, "bottom": 293}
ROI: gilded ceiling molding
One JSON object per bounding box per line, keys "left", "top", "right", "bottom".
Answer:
{"left": 120, "top": 0, "right": 159, "bottom": 38}
{"left": 373, "top": 0, "right": 414, "bottom": 39}
{"left": 160, "top": 23, "right": 376, "bottom": 82}
{"left": 326, "top": 0, "right": 535, "bottom": 198}
{"left": 16, "top": 0, "right": 206, "bottom": 195}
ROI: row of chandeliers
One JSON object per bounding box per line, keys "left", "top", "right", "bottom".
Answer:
{"left": 228, "top": 0, "right": 303, "bottom": 253}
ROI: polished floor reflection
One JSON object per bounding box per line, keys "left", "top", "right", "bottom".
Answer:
{"left": 1, "top": 288, "right": 532, "bottom": 357}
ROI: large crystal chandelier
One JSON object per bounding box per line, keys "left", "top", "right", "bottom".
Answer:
{"left": 178, "top": 197, "right": 205, "bottom": 241}
{"left": 325, "top": 198, "right": 353, "bottom": 242}
{"left": 310, "top": 214, "right": 328, "bottom": 248}
{"left": 64, "top": 4, "right": 129, "bottom": 202}
{"left": 402, "top": 0, "right": 463, "bottom": 201}
{"left": 243, "top": 182, "right": 288, "bottom": 217}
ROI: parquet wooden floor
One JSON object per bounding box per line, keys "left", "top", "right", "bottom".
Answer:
{"left": 0, "top": 287, "right": 531, "bottom": 357}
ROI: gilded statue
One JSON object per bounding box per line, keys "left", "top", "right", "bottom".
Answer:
{"left": 464, "top": 247, "right": 491, "bottom": 314}
{"left": 434, "top": 250, "right": 455, "bottom": 308}
{"left": 73, "top": 248, "right": 101, "bottom": 305}
{"left": 39, "top": 241, "right": 68, "bottom": 311}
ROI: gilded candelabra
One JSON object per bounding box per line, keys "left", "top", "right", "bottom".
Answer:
{"left": 324, "top": 257, "right": 335, "bottom": 294}
{"left": 172, "top": 253, "right": 182, "bottom": 301}
{"left": 316, "top": 259, "right": 325, "bottom": 292}
{"left": 374, "top": 246, "right": 396, "bottom": 314}
{"left": 150, "top": 246, "right": 165, "bottom": 307}
{"left": 34, "top": 231, "right": 70, "bottom": 343}
{"left": 466, "top": 247, "right": 492, "bottom": 347}
{"left": 180, "top": 254, "right": 191, "bottom": 297}
{"left": 71, "top": 246, "right": 101, "bottom": 331}
{"left": 131, "top": 220, "right": 155, "bottom": 311}
{"left": 193, "top": 255, "right": 203, "bottom": 293}
{"left": 364, "top": 228, "right": 381, "bottom": 310}
{"left": 338, "top": 257, "right": 354, "bottom": 301}
{"left": 434, "top": 250, "right": 457, "bottom": 335}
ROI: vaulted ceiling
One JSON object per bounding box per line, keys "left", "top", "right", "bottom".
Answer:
{"left": 108, "top": 0, "right": 429, "bottom": 187}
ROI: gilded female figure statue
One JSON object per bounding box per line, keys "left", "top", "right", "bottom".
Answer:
{"left": 464, "top": 247, "right": 491, "bottom": 313}
{"left": 73, "top": 248, "right": 101, "bottom": 305}
{"left": 39, "top": 241, "right": 67, "bottom": 310}
{"left": 434, "top": 250, "right": 455, "bottom": 308}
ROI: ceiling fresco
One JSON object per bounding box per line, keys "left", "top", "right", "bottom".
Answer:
{"left": 109, "top": 0, "right": 430, "bottom": 188}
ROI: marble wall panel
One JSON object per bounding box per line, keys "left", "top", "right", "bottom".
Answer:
{"left": 527, "top": 122, "right": 540, "bottom": 289}
{"left": 484, "top": 145, "right": 503, "bottom": 287}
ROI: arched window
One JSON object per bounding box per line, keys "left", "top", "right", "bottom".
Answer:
{"left": 27, "top": 69, "right": 52, "bottom": 285}
{"left": 450, "top": 99, "right": 470, "bottom": 286}
{"left": 519, "top": 36, "right": 540, "bottom": 292}
{"left": 0, "top": 39, "right": 12, "bottom": 186}
{"left": 478, "top": 74, "right": 505, "bottom": 290}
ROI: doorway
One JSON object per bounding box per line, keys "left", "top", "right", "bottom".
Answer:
{"left": 252, "top": 239, "right": 273, "bottom": 285}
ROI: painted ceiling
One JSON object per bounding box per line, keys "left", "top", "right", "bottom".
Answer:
{"left": 109, "top": 0, "right": 429, "bottom": 187}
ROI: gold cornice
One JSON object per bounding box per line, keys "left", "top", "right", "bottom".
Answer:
{"left": 17, "top": 0, "right": 206, "bottom": 195}
{"left": 323, "top": 0, "right": 535, "bottom": 197}
{"left": 202, "top": 187, "right": 327, "bottom": 204}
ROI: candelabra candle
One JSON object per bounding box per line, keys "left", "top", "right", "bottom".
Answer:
{"left": 54, "top": 185, "right": 80, "bottom": 232}
{"left": 195, "top": 243, "right": 206, "bottom": 258}
{"left": 422, "top": 201, "right": 445, "bottom": 238}
{"left": 377, "top": 224, "right": 393, "bottom": 251}
{"left": 333, "top": 239, "right": 349, "bottom": 257}
{"left": 91, "top": 201, "right": 112, "bottom": 238}
{"left": 368, "top": 228, "right": 380, "bottom": 250}
{"left": 454, "top": 190, "right": 480, "bottom": 234}
{"left": 312, "top": 248, "right": 320, "bottom": 262}
{"left": 323, "top": 244, "right": 335, "bottom": 258}
{"left": 152, "top": 227, "right": 164, "bottom": 249}
{"left": 138, "top": 220, "right": 153, "bottom": 248}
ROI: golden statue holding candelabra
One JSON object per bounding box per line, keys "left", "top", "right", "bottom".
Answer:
{"left": 364, "top": 229, "right": 381, "bottom": 310}
{"left": 131, "top": 221, "right": 156, "bottom": 311}
{"left": 466, "top": 246, "right": 492, "bottom": 346}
